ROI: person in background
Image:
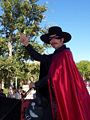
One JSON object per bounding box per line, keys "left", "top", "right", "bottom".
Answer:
{"left": 7, "top": 87, "right": 14, "bottom": 98}
{"left": 13, "top": 87, "right": 21, "bottom": 99}
{"left": 7, "top": 87, "right": 21, "bottom": 99}
{"left": 20, "top": 26, "right": 90, "bottom": 120}
{"left": 0, "top": 88, "right": 6, "bottom": 97}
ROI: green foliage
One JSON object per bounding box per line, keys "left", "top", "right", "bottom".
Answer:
{"left": 0, "top": 0, "right": 47, "bottom": 87}
{"left": 76, "top": 60, "right": 90, "bottom": 80}
{"left": 0, "top": 56, "right": 40, "bottom": 87}
{"left": 0, "top": 37, "right": 8, "bottom": 57}
{"left": 25, "top": 62, "right": 40, "bottom": 81}
{"left": 0, "top": 0, "right": 47, "bottom": 37}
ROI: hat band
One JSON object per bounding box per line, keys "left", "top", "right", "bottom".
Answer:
{"left": 49, "top": 35, "right": 62, "bottom": 40}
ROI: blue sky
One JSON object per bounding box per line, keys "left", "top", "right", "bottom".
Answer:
{"left": 38, "top": 0, "right": 90, "bottom": 62}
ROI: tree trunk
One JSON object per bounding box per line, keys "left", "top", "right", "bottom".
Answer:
{"left": 8, "top": 41, "right": 12, "bottom": 57}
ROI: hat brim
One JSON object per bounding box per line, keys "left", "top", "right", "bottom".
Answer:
{"left": 40, "top": 32, "right": 71, "bottom": 44}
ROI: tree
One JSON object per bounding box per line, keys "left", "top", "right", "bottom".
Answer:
{"left": 0, "top": 0, "right": 47, "bottom": 58}
{"left": 76, "top": 60, "right": 90, "bottom": 80}
{"left": 0, "top": 0, "right": 47, "bottom": 87}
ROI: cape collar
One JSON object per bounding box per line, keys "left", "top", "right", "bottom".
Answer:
{"left": 54, "top": 45, "right": 67, "bottom": 54}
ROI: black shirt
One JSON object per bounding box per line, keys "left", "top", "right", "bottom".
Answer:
{"left": 25, "top": 44, "right": 68, "bottom": 99}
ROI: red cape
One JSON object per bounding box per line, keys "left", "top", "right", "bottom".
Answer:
{"left": 48, "top": 49, "right": 90, "bottom": 120}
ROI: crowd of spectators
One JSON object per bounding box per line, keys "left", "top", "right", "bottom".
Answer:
{"left": 0, "top": 86, "right": 36, "bottom": 100}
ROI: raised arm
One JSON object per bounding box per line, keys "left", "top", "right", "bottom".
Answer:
{"left": 20, "top": 34, "right": 51, "bottom": 62}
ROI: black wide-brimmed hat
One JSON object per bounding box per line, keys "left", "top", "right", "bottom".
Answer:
{"left": 40, "top": 26, "right": 72, "bottom": 44}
